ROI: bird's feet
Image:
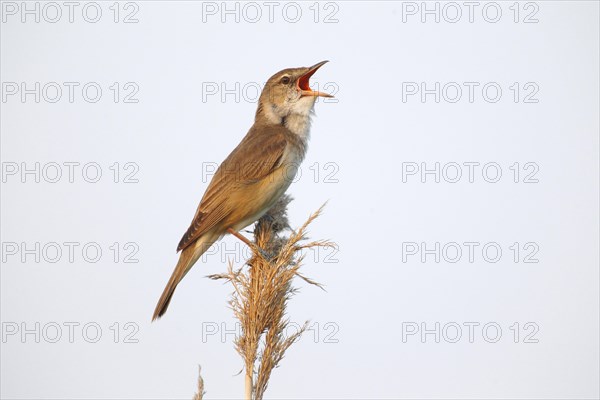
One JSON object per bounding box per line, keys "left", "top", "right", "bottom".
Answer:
{"left": 227, "top": 227, "right": 275, "bottom": 262}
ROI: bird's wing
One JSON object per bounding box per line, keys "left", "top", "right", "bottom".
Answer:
{"left": 176, "top": 128, "right": 288, "bottom": 252}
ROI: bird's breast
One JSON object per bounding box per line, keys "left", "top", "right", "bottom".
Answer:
{"left": 227, "top": 145, "right": 305, "bottom": 232}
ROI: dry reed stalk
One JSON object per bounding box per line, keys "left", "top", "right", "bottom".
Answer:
{"left": 192, "top": 366, "right": 205, "bottom": 400}
{"left": 208, "top": 195, "right": 334, "bottom": 399}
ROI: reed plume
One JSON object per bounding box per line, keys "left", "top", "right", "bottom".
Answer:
{"left": 208, "top": 195, "right": 334, "bottom": 399}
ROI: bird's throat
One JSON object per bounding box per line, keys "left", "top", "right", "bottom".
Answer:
{"left": 283, "top": 113, "right": 312, "bottom": 141}
{"left": 257, "top": 103, "right": 312, "bottom": 142}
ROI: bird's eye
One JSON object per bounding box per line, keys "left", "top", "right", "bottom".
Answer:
{"left": 280, "top": 76, "right": 291, "bottom": 85}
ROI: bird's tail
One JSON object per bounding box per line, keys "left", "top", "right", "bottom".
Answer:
{"left": 152, "top": 234, "right": 216, "bottom": 321}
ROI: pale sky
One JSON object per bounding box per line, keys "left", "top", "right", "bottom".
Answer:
{"left": 1, "top": 1, "right": 599, "bottom": 399}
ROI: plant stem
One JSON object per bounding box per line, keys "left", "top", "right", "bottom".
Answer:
{"left": 245, "top": 367, "right": 253, "bottom": 400}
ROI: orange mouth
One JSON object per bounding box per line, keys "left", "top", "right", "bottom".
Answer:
{"left": 298, "top": 60, "right": 333, "bottom": 98}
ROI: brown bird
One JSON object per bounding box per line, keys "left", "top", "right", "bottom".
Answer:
{"left": 152, "top": 61, "right": 332, "bottom": 320}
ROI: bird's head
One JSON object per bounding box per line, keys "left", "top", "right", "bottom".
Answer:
{"left": 257, "top": 60, "right": 332, "bottom": 125}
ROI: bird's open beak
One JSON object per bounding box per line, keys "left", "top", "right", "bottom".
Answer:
{"left": 298, "top": 60, "right": 333, "bottom": 98}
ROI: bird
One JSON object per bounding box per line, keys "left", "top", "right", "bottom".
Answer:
{"left": 152, "top": 61, "right": 332, "bottom": 321}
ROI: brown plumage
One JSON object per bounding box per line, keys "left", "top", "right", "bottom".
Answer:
{"left": 152, "top": 61, "right": 331, "bottom": 321}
